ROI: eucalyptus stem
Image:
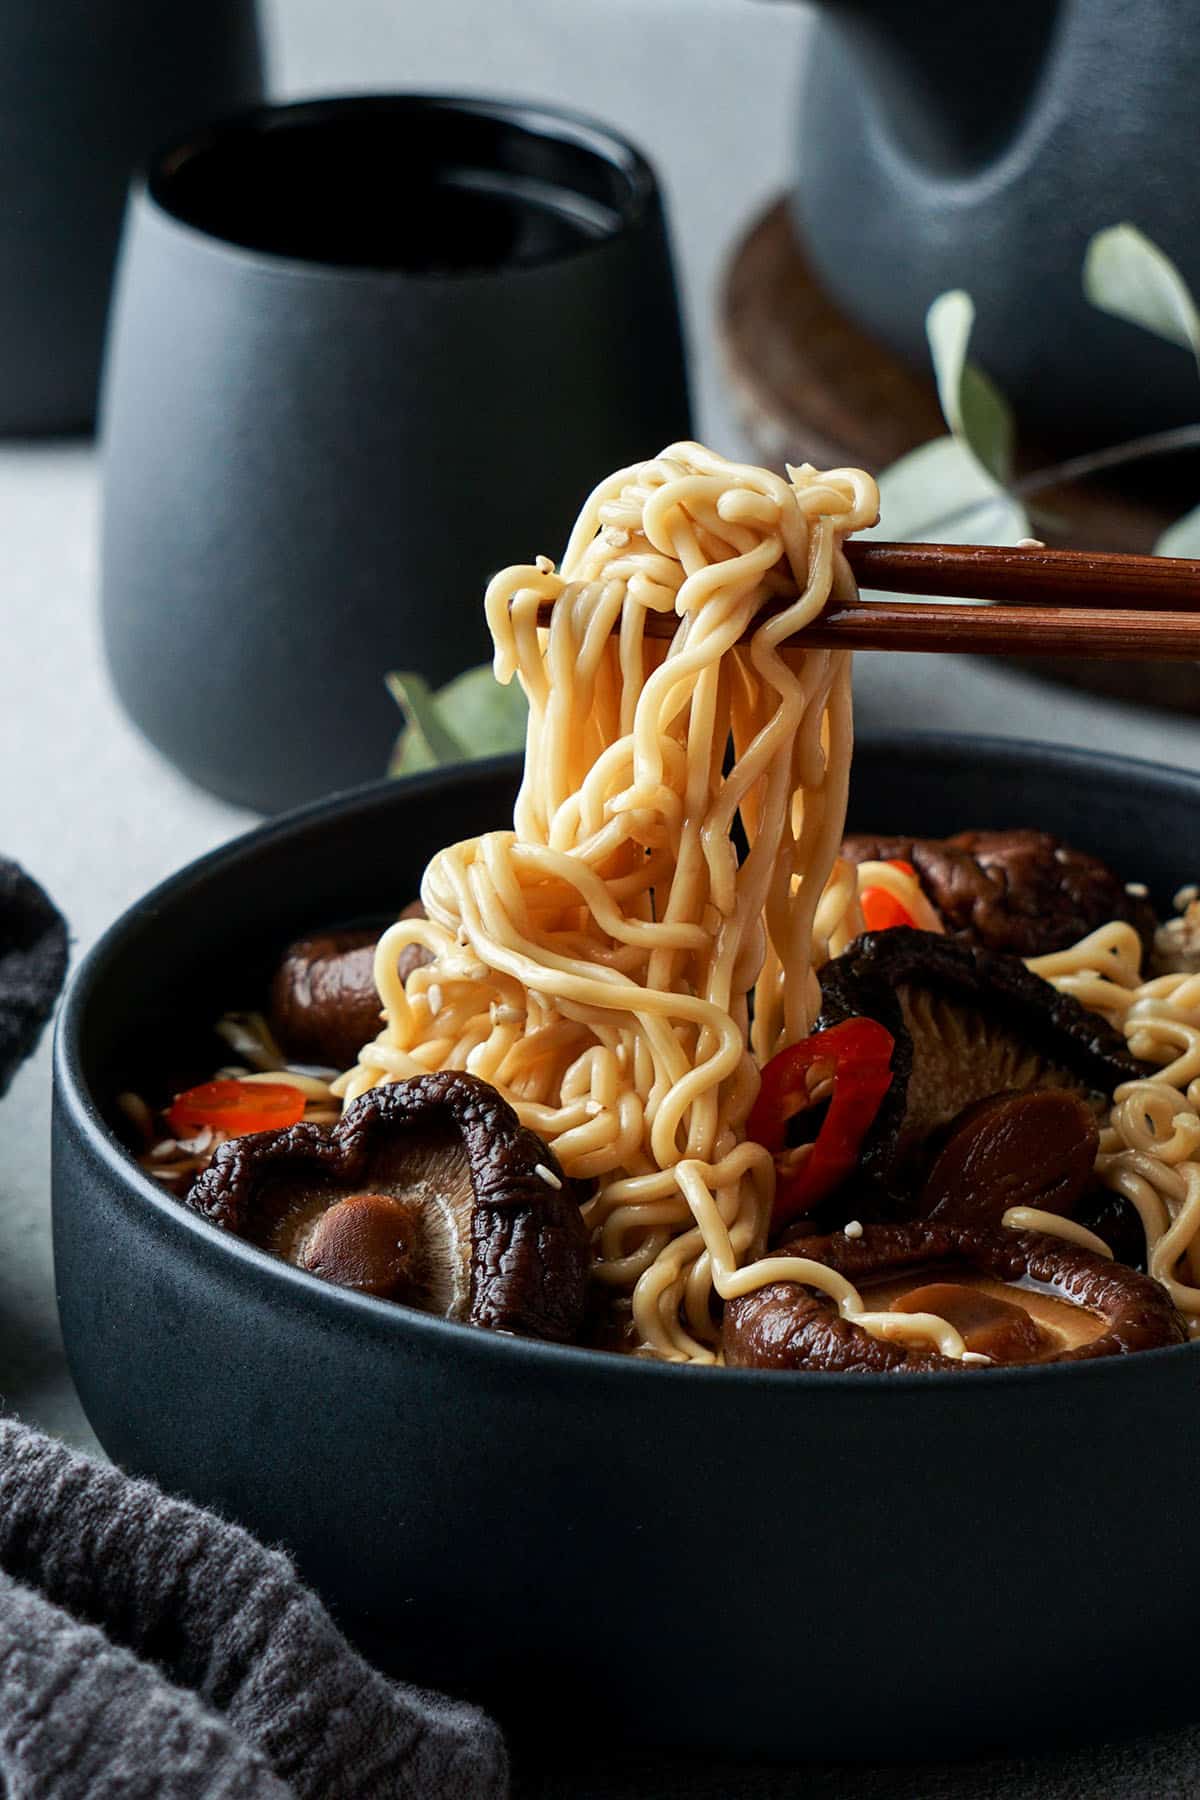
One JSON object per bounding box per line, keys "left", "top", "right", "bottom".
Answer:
{"left": 1013, "top": 422, "right": 1200, "bottom": 496}
{"left": 911, "top": 421, "right": 1200, "bottom": 542}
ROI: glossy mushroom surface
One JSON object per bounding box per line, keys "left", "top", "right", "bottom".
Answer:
{"left": 841, "top": 829, "right": 1156, "bottom": 957}
{"left": 918, "top": 1089, "right": 1100, "bottom": 1228}
{"left": 816, "top": 927, "right": 1142, "bottom": 1204}
{"left": 187, "top": 1070, "right": 591, "bottom": 1342}
{"left": 268, "top": 928, "right": 382, "bottom": 1071}
{"left": 267, "top": 901, "right": 429, "bottom": 1071}
{"left": 1074, "top": 1186, "right": 1148, "bottom": 1272}
{"left": 723, "top": 1221, "right": 1188, "bottom": 1372}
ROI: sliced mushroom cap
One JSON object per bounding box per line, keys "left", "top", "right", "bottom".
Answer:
{"left": 918, "top": 1089, "right": 1099, "bottom": 1229}
{"left": 267, "top": 901, "right": 429, "bottom": 1071}
{"left": 816, "top": 927, "right": 1143, "bottom": 1206}
{"left": 187, "top": 1070, "right": 591, "bottom": 1343}
{"left": 889, "top": 1280, "right": 1046, "bottom": 1363}
{"left": 722, "top": 1221, "right": 1187, "bottom": 1372}
{"left": 841, "top": 829, "right": 1156, "bottom": 958}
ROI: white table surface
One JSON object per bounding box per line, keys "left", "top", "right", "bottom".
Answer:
{"left": 4, "top": 2, "right": 1200, "bottom": 1788}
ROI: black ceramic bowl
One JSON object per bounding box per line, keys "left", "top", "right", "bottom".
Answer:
{"left": 53, "top": 736, "right": 1200, "bottom": 1760}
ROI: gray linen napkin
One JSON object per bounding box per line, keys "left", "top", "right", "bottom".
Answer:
{"left": 0, "top": 1418, "right": 507, "bottom": 1800}
{"left": 0, "top": 855, "right": 67, "bottom": 1097}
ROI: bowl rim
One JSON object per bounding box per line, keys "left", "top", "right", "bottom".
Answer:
{"left": 53, "top": 731, "right": 1200, "bottom": 1392}
{"left": 137, "top": 91, "right": 661, "bottom": 286}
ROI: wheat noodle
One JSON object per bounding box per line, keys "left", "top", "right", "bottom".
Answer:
{"left": 335, "top": 443, "right": 978, "bottom": 1361}
{"left": 1029, "top": 924, "right": 1200, "bottom": 1333}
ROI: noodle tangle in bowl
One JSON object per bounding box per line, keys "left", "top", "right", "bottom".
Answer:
{"left": 336, "top": 443, "right": 971, "bottom": 1363}
{"left": 1028, "top": 923, "right": 1200, "bottom": 1334}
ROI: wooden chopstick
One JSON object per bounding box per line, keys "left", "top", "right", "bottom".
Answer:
{"left": 529, "top": 542, "right": 1200, "bottom": 660}
{"left": 847, "top": 542, "right": 1200, "bottom": 609}
{"left": 718, "top": 597, "right": 1200, "bottom": 661}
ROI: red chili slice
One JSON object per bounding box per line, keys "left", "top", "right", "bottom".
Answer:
{"left": 859, "top": 858, "right": 920, "bottom": 933}
{"left": 166, "top": 1078, "right": 306, "bottom": 1139}
{"left": 748, "top": 1017, "right": 895, "bottom": 1228}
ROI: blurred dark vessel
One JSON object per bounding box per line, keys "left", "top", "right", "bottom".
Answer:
{"left": 0, "top": 0, "right": 263, "bottom": 433}
{"left": 789, "top": 0, "right": 1200, "bottom": 456}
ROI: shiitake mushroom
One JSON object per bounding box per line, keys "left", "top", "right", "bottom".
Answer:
{"left": 187, "top": 1071, "right": 591, "bottom": 1343}
{"left": 297, "top": 1193, "right": 426, "bottom": 1302}
{"left": 816, "top": 928, "right": 1143, "bottom": 1208}
{"left": 723, "top": 1221, "right": 1187, "bottom": 1372}
{"left": 841, "top": 829, "right": 1156, "bottom": 957}
{"left": 267, "top": 901, "right": 429, "bottom": 1071}
{"left": 918, "top": 1089, "right": 1099, "bottom": 1229}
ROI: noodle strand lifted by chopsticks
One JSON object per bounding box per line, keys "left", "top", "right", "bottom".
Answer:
{"left": 337, "top": 443, "right": 974, "bottom": 1363}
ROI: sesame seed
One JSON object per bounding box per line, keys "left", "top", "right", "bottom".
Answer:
{"left": 534, "top": 1163, "right": 563, "bottom": 1190}
{"left": 961, "top": 1351, "right": 992, "bottom": 1366}
{"left": 1125, "top": 882, "right": 1149, "bottom": 898}
{"left": 843, "top": 1219, "right": 864, "bottom": 1240}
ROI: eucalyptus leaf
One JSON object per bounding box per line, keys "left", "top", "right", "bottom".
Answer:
{"left": 386, "top": 671, "right": 467, "bottom": 774}
{"left": 1084, "top": 224, "right": 1200, "bottom": 364}
{"left": 389, "top": 738, "right": 437, "bottom": 778}
{"left": 869, "top": 435, "right": 1030, "bottom": 549}
{"left": 925, "top": 290, "right": 1015, "bottom": 485}
{"left": 438, "top": 663, "right": 528, "bottom": 755}
{"left": 1155, "top": 501, "right": 1200, "bottom": 558}
{"left": 388, "top": 664, "right": 527, "bottom": 776}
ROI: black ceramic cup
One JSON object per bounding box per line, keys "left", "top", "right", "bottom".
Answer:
{"left": 99, "top": 95, "right": 690, "bottom": 813}
{"left": 0, "top": 0, "right": 262, "bottom": 433}
{"left": 52, "top": 734, "right": 1200, "bottom": 1761}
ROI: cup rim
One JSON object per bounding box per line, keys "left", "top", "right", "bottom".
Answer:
{"left": 140, "top": 90, "right": 661, "bottom": 283}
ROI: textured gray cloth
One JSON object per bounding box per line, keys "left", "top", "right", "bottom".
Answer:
{"left": 0, "top": 1419, "right": 507, "bottom": 1799}
{"left": 0, "top": 857, "right": 67, "bottom": 1099}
